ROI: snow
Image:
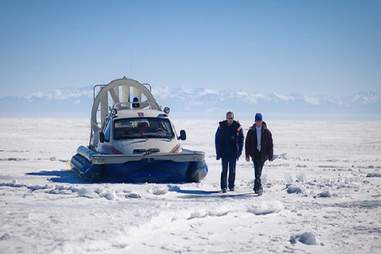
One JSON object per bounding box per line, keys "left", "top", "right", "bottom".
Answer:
{"left": 1, "top": 118, "right": 381, "bottom": 253}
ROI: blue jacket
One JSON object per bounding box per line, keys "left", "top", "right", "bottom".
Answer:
{"left": 215, "top": 120, "right": 244, "bottom": 159}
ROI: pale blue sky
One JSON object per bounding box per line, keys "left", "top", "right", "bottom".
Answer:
{"left": 0, "top": 0, "right": 380, "bottom": 96}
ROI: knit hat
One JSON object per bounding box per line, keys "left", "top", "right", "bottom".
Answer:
{"left": 255, "top": 113, "right": 263, "bottom": 121}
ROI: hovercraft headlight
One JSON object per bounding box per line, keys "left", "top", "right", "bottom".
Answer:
{"left": 163, "top": 107, "right": 170, "bottom": 114}
{"left": 132, "top": 97, "right": 140, "bottom": 108}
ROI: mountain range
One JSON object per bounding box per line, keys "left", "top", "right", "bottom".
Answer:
{"left": 1, "top": 86, "right": 380, "bottom": 119}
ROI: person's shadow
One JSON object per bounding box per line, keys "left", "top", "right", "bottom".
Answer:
{"left": 168, "top": 185, "right": 255, "bottom": 199}
{"left": 168, "top": 185, "right": 220, "bottom": 195}
{"left": 26, "top": 169, "right": 87, "bottom": 184}
{"left": 26, "top": 171, "right": 257, "bottom": 200}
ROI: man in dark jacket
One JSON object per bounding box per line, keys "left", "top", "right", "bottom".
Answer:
{"left": 245, "top": 113, "right": 273, "bottom": 195}
{"left": 215, "top": 112, "right": 244, "bottom": 193}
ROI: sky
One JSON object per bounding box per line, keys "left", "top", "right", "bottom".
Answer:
{"left": 0, "top": 0, "right": 380, "bottom": 97}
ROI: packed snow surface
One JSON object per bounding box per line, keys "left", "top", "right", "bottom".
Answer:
{"left": 1, "top": 118, "right": 381, "bottom": 253}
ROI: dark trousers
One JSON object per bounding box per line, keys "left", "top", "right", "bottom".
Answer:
{"left": 253, "top": 152, "right": 264, "bottom": 191}
{"left": 221, "top": 156, "right": 236, "bottom": 190}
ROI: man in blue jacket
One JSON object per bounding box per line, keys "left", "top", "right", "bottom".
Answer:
{"left": 215, "top": 112, "right": 244, "bottom": 193}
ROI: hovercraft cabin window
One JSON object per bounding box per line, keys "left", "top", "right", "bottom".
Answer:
{"left": 103, "top": 119, "right": 111, "bottom": 142}
{"left": 113, "top": 118, "right": 175, "bottom": 140}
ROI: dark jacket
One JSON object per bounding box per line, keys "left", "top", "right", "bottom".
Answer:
{"left": 245, "top": 121, "right": 273, "bottom": 163}
{"left": 215, "top": 120, "right": 244, "bottom": 159}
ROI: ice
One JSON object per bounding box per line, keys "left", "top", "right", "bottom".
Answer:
{"left": 317, "top": 190, "right": 331, "bottom": 198}
{"left": 286, "top": 184, "right": 303, "bottom": 194}
{"left": 126, "top": 192, "right": 141, "bottom": 199}
{"left": 366, "top": 172, "right": 381, "bottom": 177}
{"left": 0, "top": 233, "right": 11, "bottom": 241}
{"left": 290, "top": 232, "right": 317, "bottom": 245}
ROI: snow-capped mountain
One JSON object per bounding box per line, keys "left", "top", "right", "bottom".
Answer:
{"left": 0, "top": 86, "right": 380, "bottom": 118}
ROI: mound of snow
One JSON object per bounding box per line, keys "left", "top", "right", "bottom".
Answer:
{"left": 273, "top": 153, "right": 288, "bottom": 160}
{"left": 366, "top": 172, "right": 381, "bottom": 177}
{"left": 150, "top": 186, "right": 168, "bottom": 195}
{"left": 317, "top": 190, "right": 331, "bottom": 198}
{"left": 126, "top": 192, "right": 141, "bottom": 199}
{"left": 247, "top": 201, "right": 283, "bottom": 215}
{"left": 77, "top": 188, "right": 98, "bottom": 199}
{"left": 95, "top": 188, "right": 117, "bottom": 200}
{"left": 167, "top": 185, "right": 181, "bottom": 192}
{"left": 102, "top": 191, "right": 116, "bottom": 200}
{"left": 207, "top": 209, "right": 230, "bottom": 217}
{"left": 0, "top": 180, "right": 50, "bottom": 192}
{"left": 0, "top": 179, "right": 23, "bottom": 187}
{"left": 290, "top": 232, "right": 317, "bottom": 245}
{"left": 26, "top": 184, "right": 50, "bottom": 192}
{"left": 188, "top": 211, "right": 208, "bottom": 220}
{"left": 187, "top": 209, "right": 230, "bottom": 220}
{"left": 287, "top": 185, "right": 302, "bottom": 194}
{"left": 48, "top": 189, "right": 72, "bottom": 195}
{"left": 0, "top": 233, "right": 11, "bottom": 240}
{"left": 47, "top": 185, "right": 77, "bottom": 195}
{"left": 296, "top": 174, "right": 307, "bottom": 183}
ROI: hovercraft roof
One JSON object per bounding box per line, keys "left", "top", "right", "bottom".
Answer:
{"left": 113, "top": 109, "right": 168, "bottom": 119}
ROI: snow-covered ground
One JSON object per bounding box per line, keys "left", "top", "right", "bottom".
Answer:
{"left": 1, "top": 118, "right": 381, "bottom": 254}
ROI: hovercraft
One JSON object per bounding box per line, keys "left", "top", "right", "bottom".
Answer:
{"left": 70, "top": 77, "right": 208, "bottom": 183}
